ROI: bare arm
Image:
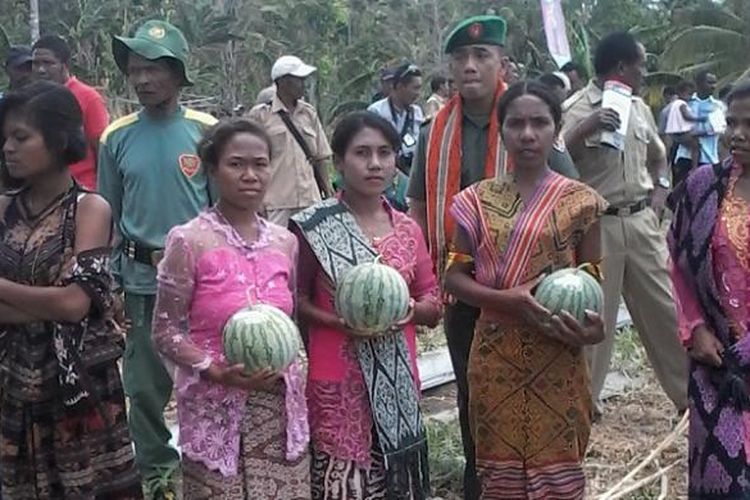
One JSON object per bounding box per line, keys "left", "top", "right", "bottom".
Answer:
{"left": 576, "top": 219, "right": 602, "bottom": 265}
{"left": 0, "top": 301, "right": 39, "bottom": 324}
{"left": 679, "top": 102, "right": 703, "bottom": 123}
{"left": 0, "top": 195, "right": 112, "bottom": 323}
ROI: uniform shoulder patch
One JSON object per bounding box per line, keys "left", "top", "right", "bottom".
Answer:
{"left": 100, "top": 112, "right": 139, "bottom": 144}
{"left": 185, "top": 108, "right": 218, "bottom": 128}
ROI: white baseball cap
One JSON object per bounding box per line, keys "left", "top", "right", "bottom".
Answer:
{"left": 552, "top": 71, "right": 571, "bottom": 93}
{"left": 271, "top": 55, "right": 317, "bottom": 81}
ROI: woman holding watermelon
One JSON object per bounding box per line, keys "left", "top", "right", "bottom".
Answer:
{"left": 291, "top": 111, "right": 441, "bottom": 499}
{"left": 152, "top": 119, "right": 310, "bottom": 499}
{"left": 669, "top": 81, "right": 750, "bottom": 498}
{"left": 444, "top": 81, "right": 607, "bottom": 499}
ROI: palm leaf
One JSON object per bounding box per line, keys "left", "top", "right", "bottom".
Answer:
{"left": 672, "top": 7, "right": 745, "bottom": 32}
{"left": 661, "top": 26, "right": 747, "bottom": 70}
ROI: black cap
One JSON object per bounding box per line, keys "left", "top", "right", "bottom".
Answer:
{"left": 5, "top": 46, "right": 33, "bottom": 69}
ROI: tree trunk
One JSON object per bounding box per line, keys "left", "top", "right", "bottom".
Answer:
{"left": 29, "top": 0, "right": 40, "bottom": 43}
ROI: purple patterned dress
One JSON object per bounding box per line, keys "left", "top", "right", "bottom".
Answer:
{"left": 669, "top": 160, "right": 750, "bottom": 498}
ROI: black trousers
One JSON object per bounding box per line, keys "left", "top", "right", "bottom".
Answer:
{"left": 444, "top": 300, "right": 481, "bottom": 500}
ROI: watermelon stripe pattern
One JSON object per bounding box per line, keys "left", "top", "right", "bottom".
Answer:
{"left": 335, "top": 261, "right": 410, "bottom": 336}
{"left": 534, "top": 267, "right": 603, "bottom": 323}
{"left": 223, "top": 304, "right": 302, "bottom": 374}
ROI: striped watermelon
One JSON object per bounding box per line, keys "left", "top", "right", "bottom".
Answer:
{"left": 222, "top": 304, "right": 301, "bottom": 373}
{"left": 335, "top": 259, "right": 410, "bottom": 336}
{"left": 534, "top": 266, "right": 603, "bottom": 323}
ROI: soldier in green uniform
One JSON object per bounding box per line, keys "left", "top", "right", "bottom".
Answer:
{"left": 407, "top": 15, "right": 510, "bottom": 500}
{"left": 98, "top": 20, "right": 217, "bottom": 498}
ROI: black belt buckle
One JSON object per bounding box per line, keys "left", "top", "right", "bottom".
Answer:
{"left": 606, "top": 199, "right": 647, "bottom": 217}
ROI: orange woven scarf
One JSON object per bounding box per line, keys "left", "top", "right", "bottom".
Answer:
{"left": 424, "top": 82, "right": 508, "bottom": 280}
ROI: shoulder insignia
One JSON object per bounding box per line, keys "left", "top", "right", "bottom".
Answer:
{"left": 100, "top": 113, "right": 139, "bottom": 144}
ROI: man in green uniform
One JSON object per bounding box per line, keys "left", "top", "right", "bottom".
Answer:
{"left": 98, "top": 20, "right": 217, "bottom": 498}
{"left": 407, "top": 15, "right": 509, "bottom": 500}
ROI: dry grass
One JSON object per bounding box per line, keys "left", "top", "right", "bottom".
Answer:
{"left": 585, "top": 327, "right": 688, "bottom": 499}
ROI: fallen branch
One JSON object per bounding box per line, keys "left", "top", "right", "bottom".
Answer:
{"left": 605, "top": 461, "right": 679, "bottom": 500}
{"left": 597, "top": 410, "right": 688, "bottom": 499}
{"left": 657, "top": 472, "right": 669, "bottom": 500}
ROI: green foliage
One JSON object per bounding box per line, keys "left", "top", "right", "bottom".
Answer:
{"left": 1, "top": 0, "right": 742, "bottom": 123}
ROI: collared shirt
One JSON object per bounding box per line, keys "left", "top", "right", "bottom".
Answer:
{"left": 408, "top": 110, "right": 580, "bottom": 202}
{"left": 408, "top": 110, "right": 490, "bottom": 201}
{"left": 66, "top": 76, "right": 110, "bottom": 190}
{"left": 675, "top": 94, "right": 723, "bottom": 165}
{"left": 562, "top": 81, "right": 660, "bottom": 207}
{"left": 98, "top": 106, "right": 217, "bottom": 294}
{"left": 247, "top": 95, "right": 331, "bottom": 210}
{"left": 368, "top": 97, "right": 424, "bottom": 158}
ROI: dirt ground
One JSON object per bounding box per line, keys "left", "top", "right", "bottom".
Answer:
{"left": 425, "top": 327, "right": 689, "bottom": 500}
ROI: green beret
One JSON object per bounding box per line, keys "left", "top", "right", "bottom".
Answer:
{"left": 444, "top": 15, "right": 508, "bottom": 54}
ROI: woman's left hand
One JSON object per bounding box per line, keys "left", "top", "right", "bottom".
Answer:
{"left": 388, "top": 299, "right": 416, "bottom": 332}
{"left": 547, "top": 310, "right": 605, "bottom": 347}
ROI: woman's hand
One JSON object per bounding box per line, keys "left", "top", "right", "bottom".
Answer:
{"left": 689, "top": 325, "right": 724, "bottom": 367}
{"left": 498, "top": 275, "right": 552, "bottom": 331}
{"left": 203, "top": 364, "right": 281, "bottom": 391}
{"left": 388, "top": 299, "right": 416, "bottom": 332}
{"left": 548, "top": 310, "right": 605, "bottom": 347}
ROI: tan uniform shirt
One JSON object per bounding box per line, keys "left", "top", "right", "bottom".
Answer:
{"left": 562, "top": 82, "right": 660, "bottom": 207}
{"left": 248, "top": 95, "right": 331, "bottom": 210}
{"left": 424, "top": 93, "right": 446, "bottom": 121}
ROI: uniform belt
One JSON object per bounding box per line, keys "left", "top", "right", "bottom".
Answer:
{"left": 604, "top": 199, "right": 648, "bottom": 217}
{"left": 123, "top": 239, "right": 163, "bottom": 267}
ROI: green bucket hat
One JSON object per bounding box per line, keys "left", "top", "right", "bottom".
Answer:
{"left": 444, "top": 15, "right": 508, "bottom": 54}
{"left": 112, "top": 20, "right": 193, "bottom": 86}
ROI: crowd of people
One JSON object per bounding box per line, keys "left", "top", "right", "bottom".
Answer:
{"left": 0, "top": 10, "right": 749, "bottom": 500}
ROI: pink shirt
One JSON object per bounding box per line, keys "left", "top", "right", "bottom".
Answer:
{"left": 296, "top": 204, "right": 440, "bottom": 466}
{"left": 153, "top": 209, "right": 308, "bottom": 476}
{"left": 66, "top": 76, "right": 109, "bottom": 190}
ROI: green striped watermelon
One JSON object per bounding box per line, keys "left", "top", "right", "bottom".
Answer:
{"left": 222, "top": 304, "right": 302, "bottom": 373}
{"left": 335, "top": 259, "right": 410, "bottom": 336}
{"left": 534, "top": 266, "right": 603, "bottom": 323}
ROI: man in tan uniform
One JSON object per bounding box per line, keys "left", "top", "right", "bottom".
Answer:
{"left": 562, "top": 32, "right": 688, "bottom": 412}
{"left": 248, "top": 55, "right": 333, "bottom": 227}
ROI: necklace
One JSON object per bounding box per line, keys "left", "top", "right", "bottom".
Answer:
{"left": 20, "top": 183, "right": 74, "bottom": 222}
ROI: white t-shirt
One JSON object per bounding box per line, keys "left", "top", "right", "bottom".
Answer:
{"left": 665, "top": 99, "right": 693, "bottom": 134}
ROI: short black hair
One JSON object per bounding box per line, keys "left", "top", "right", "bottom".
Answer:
{"left": 392, "top": 63, "right": 422, "bottom": 87}
{"left": 0, "top": 81, "right": 86, "bottom": 172}
{"left": 430, "top": 75, "right": 448, "bottom": 93}
{"left": 561, "top": 61, "right": 584, "bottom": 75}
{"left": 676, "top": 80, "right": 695, "bottom": 95}
{"left": 497, "top": 80, "right": 563, "bottom": 130}
{"left": 727, "top": 80, "right": 750, "bottom": 107}
{"left": 593, "top": 32, "right": 640, "bottom": 77}
{"left": 331, "top": 111, "right": 400, "bottom": 159}
{"left": 662, "top": 85, "right": 677, "bottom": 98}
{"left": 198, "top": 118, "right": 272, "bottom": 171}
{"left": 538, "top": 72, "right": 566, "bottom": 90}
{"left": 695, "top": 70, "right": 715, "bottom": 85}
{"left": 32, "top": 35, "right": 71, "bottom": 64}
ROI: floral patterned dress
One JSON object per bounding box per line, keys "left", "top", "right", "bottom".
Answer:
{"left": 152, "top": 208, "right": 310, "bottom": 499}
{"left": 0, "top": 186, "right": 141, "bottom": 499}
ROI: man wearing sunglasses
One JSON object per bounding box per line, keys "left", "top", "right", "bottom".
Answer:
{"left": 368, "top": 62, "right": 425, "bottom": 174}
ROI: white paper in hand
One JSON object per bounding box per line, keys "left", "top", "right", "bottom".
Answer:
{"left": 600, "top": 81, "right": 633, "bottom": 150}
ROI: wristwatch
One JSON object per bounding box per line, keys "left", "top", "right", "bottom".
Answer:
{"left": 657, "top": 176, "right": 671, "bottom": 190}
